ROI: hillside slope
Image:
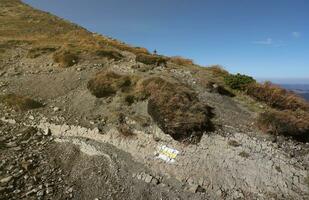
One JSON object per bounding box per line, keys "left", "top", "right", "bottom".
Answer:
{"left": 0, "top": 1, "right": 308, "bottom": 199}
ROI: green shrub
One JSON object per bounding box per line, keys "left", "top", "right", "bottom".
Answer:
{"left": 0, "top": 94, "right": 43, "bottom": 111}
{"left": 224, "top": 73, "right": 256, "bottom": 90}
{"left": 95, "top": 49, "right": 123, "bottom": 61}
{"left": 247, "top": 82, "right": 309, "bottom": 111}
{"left": 136, "top": 53, "right": 167, "bottom": 66}
{"left": 257, "top": 110, "right": 309, "bottom": 141}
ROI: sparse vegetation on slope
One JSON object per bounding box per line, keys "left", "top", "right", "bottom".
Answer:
{"left": 246, "top": 82, "right": 309, "bottom": 111}
{"left": 257, "top": 110, "right": 309, "bottom": 141}
{"left": 0, "top": 94, "right": 43, "bottom": 111}
{"left": 136, "top": 53, "right": 167, "bottom": 66}
{"left": 137, "top": 77, "right": 213, "bottom": 143}
{"left": 169, "top": 56, "right": 194, "bottom": 66}
{"left": 87, "top": 71, "right": 134, "bottom": 98}
{"left": 52, "top": 50, "right": 79, "bottom": 67}
{"left": 95, "top": 49, "right": 123, "bottom": 61}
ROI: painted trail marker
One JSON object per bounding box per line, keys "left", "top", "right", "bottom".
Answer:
{"left": 157, "top": 145, "right": 179, "bottom": 163}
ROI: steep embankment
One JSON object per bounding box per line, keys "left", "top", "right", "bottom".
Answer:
{"left": 0, "top": 1, "right": 308, "bottom": 200}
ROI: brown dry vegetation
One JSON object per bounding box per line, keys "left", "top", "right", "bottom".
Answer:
{"left": 87, "top": 71, "right": 135, "bottom": 98}
{"left": 169, "top": 56, "right": 194, "bottom": 66}
{"left": 27, "top": 46, "right": 57, "bottom": 58}
{"left": 117, "top": 124, "right": 135, "bottom": 138}
{"left": 0, "top": 0, "right": 149, "bottom": 61}
{"left": 52, "top": 50, "right": 79, "bottom": 68}
{"left": 0, "top": 94, "right": 43, "bottom": 111}
{"left": 208, "top": 65, "right": 229, "bottom": 77}
{"left": 95, "top": 49, "right": 123, "bottom": 61}
{"left": 257, "top": 110, "right": 309, "bottom": 141}
{"left": 246, "top": 82, "right": 309, "bottom": 111}
{"left": 135, "top": 53, "right": 168, "bottom": 66}
{"left": 136, "top": 77, "right": 213, "bottom": 143}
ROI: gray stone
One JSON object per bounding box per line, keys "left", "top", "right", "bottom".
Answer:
{"left": 0, "top": 176, "right": 13, "bottom": 184}
{"left": 144, "top": 174, "right": 153, "bottom": 183}
{"left": 188, "top": 184, "right": 199, "bottom": 193}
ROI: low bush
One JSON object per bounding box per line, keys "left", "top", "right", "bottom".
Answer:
{"left": 117, "top": 124, "right": 135, "bottom": 137}
{"left": 257, "top": 110, "right": 309, "bottom": 141}
{"left": 95, "top": 49, "right": 123, "bottom": 61}
{"left": 224, "top": 73, "right": 256, "bottom": 90}
{"left": 246, "top": 82, "right": 309, "bottom": 111}
{"left": 203, "top": 81, "right": 235, "bottom": 97}
{"left": 0, "top": 94, "right": 43, "bottom": 111}
{"left": 169, "top": 56, "right": 194, "bottom": 66}
{"left": 87, "top": 71, "right": 133, "bottom": 98}
{"left": 136, "top": 77, "right": 213, "bottom": 143}
{"left": 52, "top": 50, "right": 78, "bottom": 67}
{"left": 27, "top": 47, "right": 57, "bottom": 58}
{"left": 135, "top": 53, "right": 167, "bottom": 66}
{"left": 208, "top": 65, "right": 229, "bottom": 77}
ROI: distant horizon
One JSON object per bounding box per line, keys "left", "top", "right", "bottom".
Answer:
{"left": 23, "top": 0, "right": 309, "bottom": 83}
{"left": 256, "top": 77, "right": 309, "bottom": 84}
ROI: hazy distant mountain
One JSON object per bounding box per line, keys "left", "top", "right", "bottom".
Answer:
{"left": 281, "top": 84, "right": 309, "bottom": 101}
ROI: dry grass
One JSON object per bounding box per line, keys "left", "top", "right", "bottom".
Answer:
{"left": 117, "top": 124, "right": 135, "bottom": 138}
{"left": 136, "top": 53, "right": 168, "bottom": 66}
{"left": 246, "top": 82, "right": 309, "bottom": 111}
{"left": 27, "top": 46, "right": 57, "bottom": 58}
{"left": 228, "top": 140, "right": 241, "bottom": 147}
{"left": 0, "top": 0, "right": 150, "bottom": 62}
{"left": 169, "top": 56, "right": 194, "bottom": 66}
{"left": 136, "top": 77, "right": 213, "bottom": 143}
{"left": 257, "top": 110, "right": 309, "bottom": 141}
{"left": 52, "top": 50, "right": 79, "bottom": 67}
{"left": 239, "top": 151, "right": 250, "bottom": 158}
{"left": 0, "top": 94, "right": 43, "bottom": 111}
{"left": 95, "top": 49, "right": 123, "bottom": 61}
{"left": 87, "top": 71, "right": 134, "bottom": 98}
{"left": 208, "top": 65, "right": 229, "bottom": 77}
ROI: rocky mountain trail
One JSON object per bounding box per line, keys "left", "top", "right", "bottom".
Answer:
{"left": 1, "top": 0, "right": 309, "bottom": 199}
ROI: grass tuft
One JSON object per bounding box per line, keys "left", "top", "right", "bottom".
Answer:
{"left": 87, "top": 71, "right": 133, "bottom": 98}
{"left": 136, "top": 53, "right": 167, "bottom": 66}
{"left": 95, "top": 49, "right": 123, "bottom": 61}
{"left": 52, "top": 50, "right": 78, "bottom": 67}
{"left": 0, "top": 94, "right": 43, "bottom": 111}
{"left": 257, "top": 110, "right": 309, "bottom": 142}
{"left": 169, "top": 56, "right": 194, "bottom": 66}
{"left": 136, "top": 77, "right": 213, "bottom": 143}
{"left": 246, "top": 82, "right": 309, "bottom": 111}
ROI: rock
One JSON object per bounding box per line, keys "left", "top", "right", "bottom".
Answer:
{"left": 188, "top": 184, "right": 199, "bottom": 193}
{"left": 0, "top": 176, "right": 13, "bottom": 184}
{"left": 151, "top": 177, "right": 159, "bottom": 185}
{"left": 29, "top": 115, "right": 35, "bottom": 120}
{"left": 46, "top": 187, "right": 53, "bottom": 195}
{"left": 144, "top": 174, "right": 153, "bottom": 183}
{"left": 53, "top": 107, "right": 60, "bottom": 112}
{"left": 43, "top": 128, "right": 51, "bottom": 136}
{"left": 36, "top": 190, "right": 44, "bottom": 197}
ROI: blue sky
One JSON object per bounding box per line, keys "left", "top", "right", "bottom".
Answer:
{"left": 23, "top": 0, "right": 309, "bottom": 83}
